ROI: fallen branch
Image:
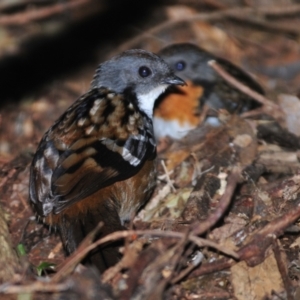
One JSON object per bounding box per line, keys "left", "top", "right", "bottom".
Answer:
{"left": 238, "top": 200, "right": 300, "bottom": 264}
{"left": 185, "top": 197, "right": 300, "bottom": 280}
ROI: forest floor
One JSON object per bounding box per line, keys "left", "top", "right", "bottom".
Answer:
{"left": 1, "top": 1, "right": 300, "bottom": 299}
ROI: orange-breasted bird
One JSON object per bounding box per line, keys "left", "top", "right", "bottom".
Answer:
{"left": 153, "top": 43, "right": 264, "bottom": 140}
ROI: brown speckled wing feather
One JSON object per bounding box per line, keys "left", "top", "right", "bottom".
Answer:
{"left": 29, "top": 88, "right": 156, "bottom": 216}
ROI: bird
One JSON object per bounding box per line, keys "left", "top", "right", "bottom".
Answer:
{"left": 153, "top": 43, "right": 264, "bottom": 141}
{"left": 29, "top": 49, "right": 185, "bottom": 272}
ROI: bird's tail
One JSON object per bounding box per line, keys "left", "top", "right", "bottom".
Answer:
{"left": 59, "top": 203, "right": 124, "bottom": 272}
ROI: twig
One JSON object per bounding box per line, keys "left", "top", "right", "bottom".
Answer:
{"left": 188, "top": 257, "right": 235, "bottom": 278}
{"left": 141, "top": 184, "right": 172, "bottom": 213}
{"left": 227, "top": 31, "right": 279, "bottom": 56}
{"left": 17, "top": 191, "right": 29, "bottom": 210}
{"left": 156, "top": 233, "right": 190, "bottom": 291}
{"left": 48, "top": 242, "right": 63, "bottom": 259}
{"left": 196, "top": 291, "right": 233, "bottom": 298}
{"left": 0, "top": 169, "right": 16, "bottom": 190}
{"left": 167, "top": 0, "right": 228, "bottom": 10}
{"left": 226, "top": 12, "right": 300, "bottom": 35}
{"left": 171, "top": 264, "right": 196, "bottom": 284}
{"left": 191, "top": 166, "right": 241, "bottom": 235}
{"left": 171, "top": 250, "right": 203, "bottom": 284}
{"left": 115, "top": 5, "right": 300, "bottom": 55}
{"left": 241, "top": 107, "right": 280, "bottom": 119}
{"left": 273, "top": 239, "right": 293, "bottom": 300}
{"left": 161, "top": 160, "right": 176, "bottom": 192}
{"left": 120, "top": 237, "right": 188, "bottom": 300}
{"left": 199, "top": 0, "right": 228, "bottom": 9}
{"left": 238, "top": 200, "right": 300, "bottom": 263}
{"left": 208, "top": 60, "right": 285, "bottom": 123}
{"left": 102, "top": 238, "right": 147, "bottom": 283}
{"left": 119, "top": 246, "right": 161, "bottom": 299}
{"left": 0, "top": 281, "right": 70, "bottom": 294}
{"left": 0, "top": 0, "right": 99, "bottom": 26}
{"left": 112, "top": 9, "right": 236, "bottom": 55}
{"left": 0, "top": 1, "right": 36, "bottom": 12}
{"left": 258, "top": 4, "right": 300, "bottom": 16}
{"left": 52, "top": 228, "right": 238, "bottom": 282}
{"left": 51, "top": 222, "right": 103, "bottom": 283}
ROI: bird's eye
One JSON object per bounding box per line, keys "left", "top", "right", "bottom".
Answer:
{"left": 139, "top": 66, "right": 152, "bottom": 78}
{"left": 175, "top": 61, "right": 186, "bottom": 71}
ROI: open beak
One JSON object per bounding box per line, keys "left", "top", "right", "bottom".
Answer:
{"left": 164, "top": 75, "right": 186, "bottom": 86}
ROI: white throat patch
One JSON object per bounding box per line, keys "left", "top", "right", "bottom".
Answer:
{"left": 137, "top": 84, "right": 168, "bottom": 118}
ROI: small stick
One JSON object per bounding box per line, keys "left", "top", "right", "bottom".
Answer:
{"left": 238, "top": 200, "right": 300, "bottom": 261}
{"left": 0, "top": 0, "right": 97, "bottom": 26}
{"left": 188, "top": 257, "right": 235, "bottom": 279}
{"left": 17, "top": 191, "right": 29, "bottom": 210}
{"left": 52, "top": 228, "right": 238, "bottom": 282}
{"left": 0, "top": 281, "right": 69, "bottom": 294}
{"left": 191, "top": 166, "right": 241, "bottom": 235}
{"left": 161, "top": 160, "right": 176, "bottom": 192}
{"left": 273, "top": 240, "right": 293, "bottom": 300}
{"left": 208, "top": 60, "right": 285, "bottom": 124}
{"left": 171, "top": 251, "right": 203, "bottom": 284}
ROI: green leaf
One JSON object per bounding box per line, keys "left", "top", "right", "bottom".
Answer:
{"left": 36, "top": 262, "right": 56, "bottom": 276}
{"left": 16, "top": 244, "right": 26, "bottom": 257}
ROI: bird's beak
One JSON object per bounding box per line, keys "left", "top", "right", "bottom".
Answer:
{"left": 164, "top": 75, "right": 186, "bottom": 86}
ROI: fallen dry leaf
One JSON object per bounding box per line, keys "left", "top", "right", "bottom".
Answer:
{"left": 231, "top": 251, "right": 284, "bottom": 299}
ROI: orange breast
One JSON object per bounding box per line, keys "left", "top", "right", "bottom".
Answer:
{"left": 154, "top": 80, "right": 204, "bottom": 127}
